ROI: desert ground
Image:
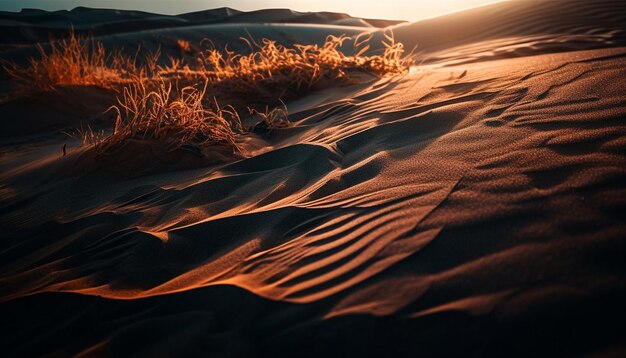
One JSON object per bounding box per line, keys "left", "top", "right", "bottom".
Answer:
{"left": 1, "top": 0, "right": 625, "bottom": 356}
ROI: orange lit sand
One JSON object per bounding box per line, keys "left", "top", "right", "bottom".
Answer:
{"left": 1, "top": 1, "right": 625, "bottom": 356}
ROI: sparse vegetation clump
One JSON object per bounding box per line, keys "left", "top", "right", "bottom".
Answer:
{"left": 249, "top": 103, "right": 290, "bottom": 134}
{"left": 100, "top": 80, "right": 243, "bottom": 152}
{"left": 2, "top": 30, "right": 413, "bottom": 153}
{"left": 159, "top": 32, "right": 412, "bottom": 99}
{"left": 1, "top": 30, "right": 140, "bottom": 92}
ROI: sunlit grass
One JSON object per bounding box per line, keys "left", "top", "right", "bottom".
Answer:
{"left": 1, "top": 30, "right": 140, "bottom": 92}
{"left": 100, "top": 80, "right": 243, "bottom": 152}
{"left": 159, "top": 32, "right": 411, "bottom": 98}
{"left": 248, "top": 102, "right": 290, "bottom": 134}
{"left": 2, "top": 30, "right": 412, "bottom": 153}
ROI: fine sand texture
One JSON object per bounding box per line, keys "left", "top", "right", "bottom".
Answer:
{"left": 1, "top": 1, "right": 626, "bottom": 357}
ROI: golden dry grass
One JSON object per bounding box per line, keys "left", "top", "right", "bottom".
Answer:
{"left": 249, "top": 102, "right": 290, "bottom": 134}
{"left": 1, "top": 30, "right": 140, "bottom": 92}
{"left": 176, "top": 39, "right": 193, "bottom": 54}
{"left": 3, "top": 30, "right": 412, "bottom": 152}
{"left": 3, "top": 30, "right": 410, "bottom": 94}
{"left": 159, "top": 31, "right": 411, "bottom": 102}
{"left": 100, "top": 80, "right": 243, "bottom": 152}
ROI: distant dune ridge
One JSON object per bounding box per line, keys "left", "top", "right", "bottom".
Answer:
{"left": 0, "top": 6, "right": 405, "bottom": 46}
{"left": 1, "top": 0, "right": 626, "bottom": 357}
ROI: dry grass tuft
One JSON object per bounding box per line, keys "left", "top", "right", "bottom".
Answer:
{"left": 98, "top": 80, "right": 242, "bottom": 152}
{"left": 249, "top": 103, "right": 290, "bottom": 134}
{"left": 159, "top": 31, "right": 411, "bottom": 102}
{"left": 76, "top": 125, "right": 107, "bottom": 146}
{"left": 176, "top": 39, "right": 193, "bottom": 54}
{"left": 3, "top": 30, "right": 412, "bottom": 153}
{"left": 3, "top": 29, "right": 411, "bottom": 96}
{"left": 1, "top": 30, "right": 139, "bottom": 92}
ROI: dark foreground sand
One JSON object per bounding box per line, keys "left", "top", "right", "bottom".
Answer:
{"left": 1, "top": 1, "right": 625, "bottom": 356}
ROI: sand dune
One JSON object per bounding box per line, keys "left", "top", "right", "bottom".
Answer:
{"left": 392, "top": 0, "right": 626, "bottom": 63}
{"left": 1, "top": 0, "right": 625, "bottom": 356}
{"left": 0, "top": 7, "right": 403, "bottom": 47}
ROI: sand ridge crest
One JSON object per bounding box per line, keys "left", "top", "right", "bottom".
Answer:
{"left": 1, "top": 1, "right": 626, "bottom": 356}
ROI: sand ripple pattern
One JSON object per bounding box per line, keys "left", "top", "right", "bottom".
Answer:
{"left": 1, "top": 1, "right": 626, "bottom": 356}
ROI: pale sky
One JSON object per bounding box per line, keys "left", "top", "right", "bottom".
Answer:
{"left": 0, "top": 0, "right": 508, "bottom": 21}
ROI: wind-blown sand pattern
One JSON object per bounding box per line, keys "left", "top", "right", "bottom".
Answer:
{"left": 1, "top": 1, "right": 626, "bottom": 356}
